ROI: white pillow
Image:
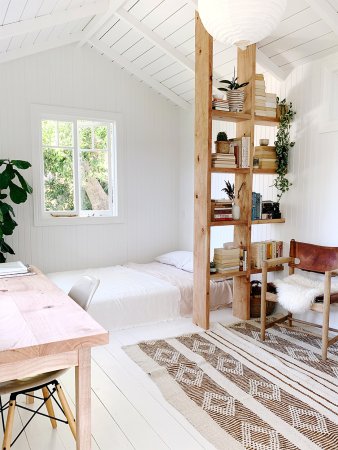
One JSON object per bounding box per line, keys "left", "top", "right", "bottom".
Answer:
{"left": 155, "top": 251, "right": 193, "bottom": 269}
{"left": 181, "top": 260, "right": 193, "bottom": 273}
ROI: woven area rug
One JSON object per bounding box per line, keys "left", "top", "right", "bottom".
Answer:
{"left": 124, "top": 321, "right": 338, "bottom": 450}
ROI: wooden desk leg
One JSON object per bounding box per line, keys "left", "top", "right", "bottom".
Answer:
{"left": 75, "top": 348, "right": 91, "bottom": 450}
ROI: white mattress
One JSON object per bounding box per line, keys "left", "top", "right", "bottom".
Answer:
{"left": 47, "top": 262, "right": 232, "bottom": 330}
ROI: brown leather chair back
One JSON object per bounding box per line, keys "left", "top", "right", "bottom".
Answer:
{"left": 289, "top": 239, "right": 338, "bottom": 273}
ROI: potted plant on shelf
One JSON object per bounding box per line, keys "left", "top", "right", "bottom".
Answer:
{"left": 221, "top": 180, "right": 245, "bottom": 220}
{"left": 272, "top": 98, "right": 296, "bottom": 211}
{"left": 0, "top": 159, "right": 33, "bottom": 262}
{"left": 218, "top": 68, "right": 249, "bottom": 112}
{"left": 215, "top": 131, "right": 230, "bottom": 153}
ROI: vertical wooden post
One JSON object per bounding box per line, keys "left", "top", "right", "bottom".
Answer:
{"left": 76, "top": 348, "right": 91, "bottom": 450}
{"left": 233, "top": 44, "right": 256, "bottom": 320}
{"left": 193, "top": 12, "right": 212, "bottom": 329}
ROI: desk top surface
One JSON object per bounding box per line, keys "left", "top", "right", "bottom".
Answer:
{"left": 0, "top": 267, "right": 109, "bottom": 363}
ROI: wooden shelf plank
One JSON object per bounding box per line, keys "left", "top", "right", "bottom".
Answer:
{"left": 254, "top": 115, "right": 279, "bottom": 127}
{"left": 250, "top": 265, "right": 284, "bottom": 275}
{"left": 253, "top": 168, "right": 276, "bottom": 174}
{"left": 212, "top": 109, "right": 252, "bottom": 123}
{"left": 252, "top": 218, "right": 285, "bottom": 224}
{"left": 210, "top": 220, "right": 247, "bottom": 227}
{"left": 211, "top": 167, "right": 250, "bottom": 174}
{"left": 211, "top": 270, "right": 247, "bottom": 280}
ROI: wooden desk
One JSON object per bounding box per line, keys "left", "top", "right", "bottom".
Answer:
{"left": 0, "top": 268, "right": 109, "bottom": 449}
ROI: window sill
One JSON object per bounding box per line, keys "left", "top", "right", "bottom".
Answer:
{"left": 34, "top": 215, "right": 124, "bottom": 227}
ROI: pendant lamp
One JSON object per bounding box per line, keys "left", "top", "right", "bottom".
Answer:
{"left": 198, "top": 0, "right": 287, "bottom": 50}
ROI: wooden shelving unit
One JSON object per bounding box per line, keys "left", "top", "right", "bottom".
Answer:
{"left": 193, "top": 14, "right": 283, "bottom": 329}
{"left": 253, "top": 168, "right": 276, "bottom": 174}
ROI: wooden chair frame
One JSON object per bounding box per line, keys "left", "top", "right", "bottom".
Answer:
{"left": 260, "top": 240, "right": 338, "bottom": 361}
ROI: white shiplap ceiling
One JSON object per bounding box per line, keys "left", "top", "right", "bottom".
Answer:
{"left": 0, "top": 0, "right": 338, "bottom": 108}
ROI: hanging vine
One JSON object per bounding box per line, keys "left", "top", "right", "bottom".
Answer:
{"left": 273, "top": 98, "right": 296, "bottom": 202}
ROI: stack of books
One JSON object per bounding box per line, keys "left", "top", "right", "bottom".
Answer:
{"left": 211, "top": 153, "right": 237, "bottom": 169}
{"left": 0, "top": 261, "right": 30, "bottom": 278}
{"left": 211, "top": 199, "right": 233, "bottom": 221}
{"left": 254, "top": 146, "right": 277, "bottom": 170}
{"left": 229, "top": 136, "right": 250, "bottom": 168}
{"left": 212, "top": 96, "right": 229, "bottom": 111}
{"left": 252, "top": 192, "right": 262, "bottom": 220}
{"left": 255, "top": 74, "right": 277, "bottom": 118}
{"left": 213, "top": 246, "right": 241, "bottom": 273}
{"left": 251, "top": 241, "right": 283, "bottom": 269}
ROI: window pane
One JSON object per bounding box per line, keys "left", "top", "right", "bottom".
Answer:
{"left": 94, "top": 125, "right": 108, "bottom": 149}
{"left": 43, "top": 148, "right": 74, "bottom": 211}
{"left": 80, "top": 151, "right": 109, "bottom": 211}
{"left": 58, "top": 121, "right": 73, "bottom": 147}
{"left": 42, "top": 120, "right": 57, "bottom": 146}
{"left": 78, "top": 121, "right": 92, "bottom": 149}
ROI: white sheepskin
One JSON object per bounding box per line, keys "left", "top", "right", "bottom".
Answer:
{"left": 274, "top": 273, "right": 338, "bottom": 314}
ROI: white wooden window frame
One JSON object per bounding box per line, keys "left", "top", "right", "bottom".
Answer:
{"left": 31, "top": 105, "right": 125, "bottom": 226}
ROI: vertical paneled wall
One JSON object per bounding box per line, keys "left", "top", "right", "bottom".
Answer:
{"left": 0, "top": 45, "right": 180, "bottom": 272}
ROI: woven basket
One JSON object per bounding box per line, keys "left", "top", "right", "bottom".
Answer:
{"left": 250, "top": 280, "right": 277, "bottom": 318}
{"left": 215, "top": 141, "right": 230, "bottom": 154}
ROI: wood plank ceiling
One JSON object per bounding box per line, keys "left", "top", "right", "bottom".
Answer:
{"left": 0, "top": 0, "right": 338, "bottom": 108}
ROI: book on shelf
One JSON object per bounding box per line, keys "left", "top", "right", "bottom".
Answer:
{"left": 251, "top": 240, "right": 283, "bottom": 269}
{"left": 211, "top": 152, "right": 237, "bottom": 168}
{"left": 252, "top": 192, "right": 262, "bottom": 220}
{"left": 211, "top": 199, "right": 233, "bottom": 221}
{"left": 212, "top": 96, "right": 229, "bottom": 111}
{"left": 213, "top": 245, "right": 248, "bottom": 273}
{"left": 228, "top": 136, "right": 250, "bottom": 168}
{"left": 255, "top": 74, "right": 277, "bottom": 118}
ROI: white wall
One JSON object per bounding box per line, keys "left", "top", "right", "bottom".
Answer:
{"left": 0, "top": 44, "right": 180, "bottom": 273}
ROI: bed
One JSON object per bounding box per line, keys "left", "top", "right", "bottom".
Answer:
{"left": 47, "top": 252, "right": 232, "bottom": 330}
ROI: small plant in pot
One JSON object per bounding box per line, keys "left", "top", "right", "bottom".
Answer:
{"left": 221, "top": 180, "right": 245, "bottom": 220}
{"left": 218, "top": 68, "right": 249, "bottom": 112}
{"left": 215, "top": 131, "right": 230, "bottom": 154}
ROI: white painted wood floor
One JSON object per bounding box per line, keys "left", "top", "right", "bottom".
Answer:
{"left": 0, "top": 309, "right": 235, "bottom": 450}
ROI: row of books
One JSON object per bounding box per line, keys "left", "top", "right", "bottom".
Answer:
{"left": 213, "top": 244, "right": 248, "bottom": 273}
{"left": 255, "top": 74, "right": 277, "bottom": 118}
{"left": 211, "top": 199, "right": 233, "bottom": 221}
{"left": 251, "top": 240, "right": 283, "bottom": 269}
{"left": 252, "top": 192, "right": 262, "bottom": 220}
{"left": 253, "top": 145, "right": 277, "bottom": 170}
{"left": 212, "top": 136, "right": 250, "bottom": 169}
{"left": 212, "top": 96, "right": 229, "bottom": 111}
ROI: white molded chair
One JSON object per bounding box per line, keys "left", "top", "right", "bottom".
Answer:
{"left": 0, "top": 275, "right": 100, "bottom": 449}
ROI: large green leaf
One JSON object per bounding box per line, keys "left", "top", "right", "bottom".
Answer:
{"left": 14, "top": 170, "right": 33, "bottom": 194}
{"left": 0, "top": 166, "right": 14, "bottom": 189}
{"left": 1, "top": 212, "right": 17, "bottom": 235}
{"left": 0, "top": 240, "right": 15, "bottom": 255}
{"left": 11, "top": 160, "right": 31, "bottom": 170}
{"left": 0, "top": 202, "right": 14, "bottom": 216}
{"left": 9, "top": 182, "right": 27, "bottom": 204}
{"left": 0, "top": 252, "right": 6, "bottom": 263}
{"left": 0, "top": 194, "right": 7, "bottom": 200}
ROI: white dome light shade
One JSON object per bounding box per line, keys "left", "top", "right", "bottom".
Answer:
{"left": 198, "top": 0, "right": 287, "bottom": 50}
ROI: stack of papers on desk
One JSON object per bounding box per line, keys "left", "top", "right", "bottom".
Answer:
{"left": 0, "top": 261, "right": 31, "bottom": 277}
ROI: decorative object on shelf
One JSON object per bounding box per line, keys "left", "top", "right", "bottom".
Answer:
{"left": 273, "top": 98, "right": 296, "bottom": 203}
{"left": 0, "top": 159, "right": 33, "bottom": 262}
{"left": 250, "top": 280, "right": 276, "bottom": 318}
{"left": 218, "top": 68, "right": 249, "bottom": 112}
{"left": 221, "top": 180, "right": 235, "bottom": 202}
{"left": 254, "top": 146, "right": 277, "bottom": 170}
{"left": 259, "top": 139, "right": 269, "bottom": 146}
{"left": 233, "top": 181, "right": 245, "bottom": 220}
{"left": 210, "top": 261, "right": 217, "bottom": 274}
{"left": 198, "top": 0, "right": 287, "bottom": 49}
{"left": 215, "top": 131, "right": 230, "bottom": 153}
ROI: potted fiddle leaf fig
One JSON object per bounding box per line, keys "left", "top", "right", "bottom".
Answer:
{"left": 218, "top": 67, "right": 249, "bottom": 112}
{"left": 0, "top": 159, "right": 33, "bottom": 262}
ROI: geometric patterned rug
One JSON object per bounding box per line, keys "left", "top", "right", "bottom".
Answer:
{"left": 124, "top": 320, "right": 338, "bottom": 450}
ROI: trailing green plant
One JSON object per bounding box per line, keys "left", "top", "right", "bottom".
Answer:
{"left": 217, "top": 131, "right": 228, "bottom": 141}
{"left": 0, "top": 159, "right": 32, "bottom": 262}
{"left": 221, "top": 180, "right": 235, "bottom": 201}
{"left": 218, "top": 67, "right": 249, "bottom": 92}
{"left": 273, "top": 98, "right": 296, "bottom": 202}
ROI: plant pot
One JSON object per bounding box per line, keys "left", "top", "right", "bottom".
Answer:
{"left": 227, "top": 90, "right": 245, "bottom": 112}
{"left": 232, "top": 204, "right": 240, "bottom": 220}
{"left": 250, "top": 280, "right": 277, "bottom": 318}
{"left": 215, "top": 141, "right": 230, "bottom": 154}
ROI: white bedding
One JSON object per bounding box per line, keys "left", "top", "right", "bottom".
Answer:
{"left": 47, "top": 262, "right": 232, "bottom": 330}
{"left": 125, "top": 262, "right": 232, "bottom": 315}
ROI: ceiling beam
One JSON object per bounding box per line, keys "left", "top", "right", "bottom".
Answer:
{"left": 116, "top": 9, "right": 195, "bottom": 74}
{"left": 78, "top": 0, "right": 128, "bottom": 47}
{"left": 0, "top": 1, "right": 109, "bottom": 41}
{"left": 0, "top": 34, "right": 82, "bottom": 64}
{"left": 305, "top": 0, "right": 338, "bottom": 36}
{"left": 189, "top": 0, "right": 288, "bottom": 81}
{"left": 90, "top": 37, "right": 190, "bottom": 109}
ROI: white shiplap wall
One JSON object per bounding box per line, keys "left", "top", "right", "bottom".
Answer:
{"left": 0, "top": 44, "right": 180, "bottom": 273}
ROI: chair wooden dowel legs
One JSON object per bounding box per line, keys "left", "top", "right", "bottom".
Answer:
{"left": 42, "top": 387, "right": 57, "bottom": 429}
{"left": 288, "top": 313, "right": 293, "bottom": 327}
{"left": 55, "top": 383, "right": 76, "bottom": 439}
{"left": 260, "top": 263, "right": 268, "bottom": 340}
{"left": 26, "top": 393, "right": 34, "bottom": 405}
{"left": 322, "top": 272, "right": 331, "bottom": 361}
{"left": 2, "top": 398, "right": 15, "bottom": 450}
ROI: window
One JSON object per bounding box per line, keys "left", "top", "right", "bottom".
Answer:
{"left": 32, "top": 106, "right": 124, "bottom": 225}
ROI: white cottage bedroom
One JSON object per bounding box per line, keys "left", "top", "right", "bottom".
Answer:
{"left": 1, "top": 0, "right": 338, "bottom": 449}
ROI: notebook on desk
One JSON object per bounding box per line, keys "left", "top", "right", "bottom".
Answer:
{"left": 0, "top": 261, "right": 29, "bottom": 276}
